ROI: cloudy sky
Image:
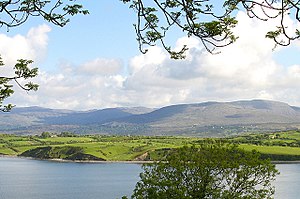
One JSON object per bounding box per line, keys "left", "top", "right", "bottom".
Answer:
{"left": 1, "top": 1, "right": 300, "bottom": 110}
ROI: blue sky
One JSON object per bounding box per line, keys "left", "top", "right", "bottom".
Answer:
{"left": 1, "top": 1, "right": 300, "bottom": 110}
{"left": 3, "top": 1, "right": 139, "bottom": 71}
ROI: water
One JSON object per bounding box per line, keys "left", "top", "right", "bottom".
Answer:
{"left": 274, "top": 164, "right": 300, "bottom": 199}
{"left": 0, "top": 157, "right": 299, "bottom": 199}
{"left": 0, "top": 157, "right": 142, "bottom": 199}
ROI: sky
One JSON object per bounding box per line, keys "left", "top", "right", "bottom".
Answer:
{"left": 1, "top": 1, "right": 300, "bottom": 110}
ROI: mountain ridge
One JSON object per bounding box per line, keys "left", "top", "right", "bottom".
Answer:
{"left": 1, "top": 99, "right": 300, "bottom": 136}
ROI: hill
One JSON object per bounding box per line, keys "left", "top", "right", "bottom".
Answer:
{"left": 1, "top": 100, "right": 300, "bottom": 136}
{"left": 1, "top": 130, "right": 300, "bottom": 161}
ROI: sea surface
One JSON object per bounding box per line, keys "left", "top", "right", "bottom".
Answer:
{"left": 0, "top": 157, "right": 299, "bottom": 199}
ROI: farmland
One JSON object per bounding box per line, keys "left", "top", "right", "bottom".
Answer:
{"left": 1, "top": 130, "right": 300, "bottom": 161}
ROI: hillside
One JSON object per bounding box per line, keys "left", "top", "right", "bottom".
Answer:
{"left": 1, "top": 130, "right": 300, "bottom": 161}
{"left": 1, "top": 100, "right": 300, "bottom": 136}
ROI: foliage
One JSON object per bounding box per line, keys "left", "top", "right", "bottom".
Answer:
{"left": 40, "top": 132, "right": 52, "bottom": 138}
{"left": 0, "top": 58, "right": 38, "bottom": 112}
{"left": 0, "top": 0, "right": 88, "bottom": 28}
{"left": 130, "top": 144, "right": 279, "bottom": 199}
{"left": 58, "top": 131, "right": 77, "bottom": 137}
{"left": 0, "top": 0, "right": 88, "bottom": 111}
{"left": 122, "top": 0, "right": 300, "bottom": 58}
{"left": 227, "top": 130, "right": 300, "bottom": 147}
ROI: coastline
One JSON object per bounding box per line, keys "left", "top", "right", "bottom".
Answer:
{"left": 0, "top": 154, "right": 154, "bottom": 164}
{"left": 271, "top": 160, "right": 300, "bottom": 164}
{"left": 2, "top": 154, "right": 300, "bottom": 164}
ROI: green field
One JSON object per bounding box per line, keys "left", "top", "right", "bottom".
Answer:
{"left": 1, "top": 130, "right": 300, "bottom": 161}
{"left": 0, "top": 134, "right": 198, "bottom": 161}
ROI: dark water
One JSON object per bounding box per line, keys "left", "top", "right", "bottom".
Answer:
{"left": 0, "top": 157, "right": 299, "bottom": 199}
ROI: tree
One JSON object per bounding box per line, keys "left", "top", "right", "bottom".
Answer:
{"left": 40, "top": 131, "right": 51, "bottom": 138}
{"left": 122, "top": 0, "right": 300, "bottom": 58}
{"left": 0, "top": 0, "right": 88, "bottom": 112}
{"left": 128, "top": 144, "right": 279, "bottom": 199}
{"left": 59, "top": 131, "right": 76, "bottom": 137}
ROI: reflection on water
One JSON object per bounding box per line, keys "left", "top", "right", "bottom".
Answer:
{"left": 0, "top": 157, "right": 299, "bottom": 199}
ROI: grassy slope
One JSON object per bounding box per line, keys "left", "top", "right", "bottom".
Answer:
{"left": 0, "top": 134, "right": 196, "bottom": 161}
{"left": 239, "top": 144, "right": 300, "bottom": 155}
{"left": 1, "top": 130, "right": 300, "bottom": 161}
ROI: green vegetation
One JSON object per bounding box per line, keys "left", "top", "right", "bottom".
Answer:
{"left": 123, "top": 0, "right": 300, "bottom": 58}
{"left": 1, "top": 130, "right": 300, "bottom": 161}
{"left": 224, "top": 130, "right": 300, "bottom": 160}
{"left": 0, "top": 133, "right": 196, "bottom": 161}
{"left": 125, "top": 144, "right": 278, "bottom": 199}
{"left": 21, "top": 146, "right": 104, "bottom": 161}
{"left": 227, "top": 130, "right": 300, "bottom": 147}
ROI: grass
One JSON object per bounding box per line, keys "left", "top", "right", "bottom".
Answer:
{"left": 1, "top": 130, "right": 300, "bottom": 161}
{"left": 0, "top": 134, "right": 198, "bottom": 160}
{"left": 0, "top": 147, "right": 17, "bottom": 155}
{"left": 38, "top": 137, "right": 95, "bottom": 143}
{"left": 239, "top": 144, "right": 300, "bottom": 155}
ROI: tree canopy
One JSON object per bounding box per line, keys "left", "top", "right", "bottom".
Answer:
{"left": 122, "top": 0, "right": 300, "bottom": 58}
{"left": 128, "top": 144, "right": 279, "bottom": 199}
{"left": 0, "top": 0, "right": 88, "bottom": 29}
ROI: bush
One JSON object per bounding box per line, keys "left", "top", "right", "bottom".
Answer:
{"left": 127, "top": 144, "right": 279, "bottom": 199}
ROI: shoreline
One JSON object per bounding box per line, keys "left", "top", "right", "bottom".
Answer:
{"left": 271, "top": 160, "right": 300, "bottom": 164}
{"left": 0, "top": 154, "right": 153, "bottom": 164}
{"left": 1, "top": 154, "right": 300, "bottom": 164}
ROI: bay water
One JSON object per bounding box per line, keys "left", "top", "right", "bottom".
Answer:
{"left": 0, "top": 157, "right": 299, "bottom": 199}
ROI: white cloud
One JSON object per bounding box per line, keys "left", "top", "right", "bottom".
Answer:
{"left": 27, "top": 24, "right": 51, "bottom": 59}
{"left": 4, "top": 12, "right": 300, "bottom": 110}
{"left": 129, "top": 46, "right": 167, "bottom": 74}
{"left": 79, "top": 58, "right": 123, "bottom": 75}
{"left": 0, "top": 24, "right": 51, "bottom": 77}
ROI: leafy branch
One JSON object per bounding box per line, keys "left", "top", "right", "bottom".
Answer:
{"left": 122, "top": 0, "right": 300, "bottom": 58}
{"left": 0, "top": 0, "right": 89, "bottom": 29}
{"left": 0, "top": 58, "right": 39, "bottom": 112}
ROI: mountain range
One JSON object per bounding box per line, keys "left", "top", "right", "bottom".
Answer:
{"left": 1, "top": 99, "right": 300, "bottom": 136}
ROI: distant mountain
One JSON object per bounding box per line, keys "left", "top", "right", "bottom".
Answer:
{"left": 1, "top": 100, "right": 300, "bottom": 136}
{"left": 44, "top": 108, "right": 135, "bottom": 125}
